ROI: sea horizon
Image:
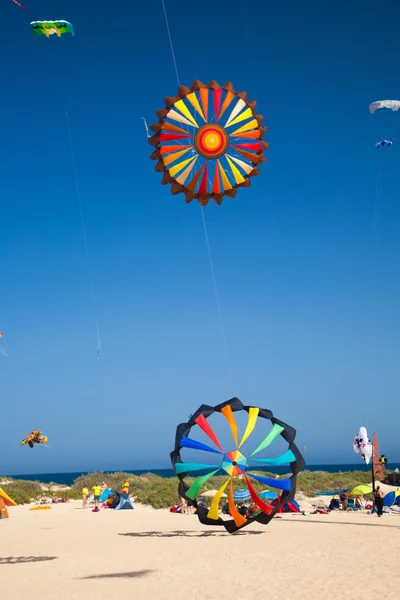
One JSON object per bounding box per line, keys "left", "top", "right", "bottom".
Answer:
{"left": 5, "top": 462, "right": 399, "bottom": 486}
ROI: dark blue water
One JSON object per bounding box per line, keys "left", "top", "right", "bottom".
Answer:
{"left": 10, "top": 463, "right": 398, "bottom": 486}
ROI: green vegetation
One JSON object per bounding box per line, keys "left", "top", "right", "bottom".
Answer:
{"left": 2, "top": 480, "right": 43, "bottom": 505}
{"left": 297, "top": 469, "right": 372, "bottom": 497}
{"left": 1, "top": 469, "right": 377, "bottom": 508}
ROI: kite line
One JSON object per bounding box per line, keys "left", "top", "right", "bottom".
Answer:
{"left": 12, "top": 0, "right": 34, "bottom": 14}
{"left": 160, "top": 0, "right": 234, "bottom": 394}
{"left": 65, "top": 111, "right": 102, "bottom": 355}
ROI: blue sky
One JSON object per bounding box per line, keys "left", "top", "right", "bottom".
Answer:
{"left": 1, "top": 0, "right": 400, "bottom": 475}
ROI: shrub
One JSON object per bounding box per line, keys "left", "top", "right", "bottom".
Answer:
{"left": 4, "top": 480, "right": 43, "bottom": 505}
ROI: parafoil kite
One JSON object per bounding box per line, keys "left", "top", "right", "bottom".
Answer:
{"left": 171, "top": 397, "right": 305, "bottom": 533}
{"left": 369, "top": 100, "right": 400, "bottom": 114}
{"left": 353, "top": 426, "right": 372, "bottom": 464}
{"left": 375, "top": 138, "right": 394, "bottom": 148}
{"left": 20, "top": 430, "right": 48, "bottom": 449}
{"left": 30, "top": 21, "right": 74, "bottom": 38}
{"left": 149, "top": 80, "right": 268, "bottom": 206}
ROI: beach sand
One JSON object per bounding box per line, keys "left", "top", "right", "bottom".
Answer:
{"left": 1, "top": 500, "right": 399, "bottom": 600}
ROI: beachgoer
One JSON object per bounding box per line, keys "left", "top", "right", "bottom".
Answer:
{"left": 339, "top": 490, "right": 348, "bottom": 510}
{"left": 122, "top": 479, "right": 129, "bottom": 494}
{"left": 180, "top": 496, "right": 187, "bottom": 515}
{"left": 374, "top": 486, "right": 384, "bottom": 517}
{"left": 92, "top": 483, "right": 102, "bottom": 509}
{"left": 186, "top": 498, "right": 194, "bottom": 515}
{"left": 82, "top": 486, "right": 89, "bottom": 508}
{"left": 355, "top": 495, "right": 362, "bottom": 510}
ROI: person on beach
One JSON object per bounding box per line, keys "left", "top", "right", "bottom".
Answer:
{"left": 180, "top": 496, "right": 187, "bottom": 515}
{"left": 374, "top": 486, "right": 384, "bottom": 517}
{"left": 92, "top": 483, "right": 102, "bottom": 509}
{"left": 82, "top": 486, "right": 89, "bottom": 508}
{"left": 339, "top": 490, "right": 348, "bottom": 510}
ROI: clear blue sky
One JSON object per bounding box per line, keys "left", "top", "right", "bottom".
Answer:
{"left": 2, "top": 0, "right": 399, "bottom": 475}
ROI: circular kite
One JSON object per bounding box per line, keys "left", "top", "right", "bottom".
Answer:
{"left": 170, "top": 397, "right": 305, "bottom": 533}
{"left": 148, "top": 80, "right": 268, "bottom": 206}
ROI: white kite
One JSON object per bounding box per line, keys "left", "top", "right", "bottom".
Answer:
{"left": 369, "top": 100, "right": 400, "bottom": 114}
{"left": 353, "top": 426, "right": 372, "bottom": 465}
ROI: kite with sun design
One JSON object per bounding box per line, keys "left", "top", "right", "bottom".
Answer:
{"left": 148, "top": 80, "right": 268, "bottom": 206}
{"left": 171, "top": 397, "right": 305, "bottom": 533}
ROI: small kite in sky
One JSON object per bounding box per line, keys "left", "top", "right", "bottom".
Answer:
{"left": 375, "top": 138, "right": 394, "bottom": 148}
{"left": 21, "top": 430, "right": 48, "bottom": 449}
{"left": 369, "top": 100, "right": 400, "bottom": 114}
{"left": 30, "top": 21, "right": 74, "bottom": 38}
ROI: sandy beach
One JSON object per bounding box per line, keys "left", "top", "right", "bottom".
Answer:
{"left": 1, "top": 500, "right": 399, "bottom": 600}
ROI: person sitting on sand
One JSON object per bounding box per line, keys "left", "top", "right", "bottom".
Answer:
{"left": 82, "top": 486, "right": 89, "bottom": 508}
{"left": 328, "top": 496, "right": 340, "bottom": 510}
{"left": 40, "top": 493, "right": 48, "bottom": 504}
{"left": 92, "top": 483, "right": 102, "bottom": 509}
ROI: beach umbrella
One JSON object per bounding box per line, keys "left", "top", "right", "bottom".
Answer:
{"left": 350, "top": 485, "right": 372, "bottom": 496}
{"left": 233, "top": 488, "right": 251, "bottom": 502}
{"left": 201, "top": 489, "right": 227, "bottom": 498}
{"left": 259, "top": 490, "right": 278, "bottom": 500}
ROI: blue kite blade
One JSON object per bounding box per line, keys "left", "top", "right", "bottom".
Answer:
{"left": 247, "top": 473, "right": 292, "bottom": 492}
{"left": 175, "top": 462, "right": 220, "bottom": 474}
{"left": 250, "top": 449, "right": 296, "bottom": 467}
{"left": 180, "top": 436, "right": 223, "bottom": 454}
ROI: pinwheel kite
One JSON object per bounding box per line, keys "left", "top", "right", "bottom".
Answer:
{"left": 171, "top": 397, "right": 305, "bottom": 533}
{"left": 375, "top": 139, "right": 394, "bottom": 148}
{"left": 149, "top": 80, "right": 268, "bottom": 206}
{"left": 21, "top": 430, "right": 48, "bottom": 449}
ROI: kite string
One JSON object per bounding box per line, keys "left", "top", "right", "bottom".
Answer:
{"left": 160, "top": 0, "right": 234, "bottom": 394}
{"left": 65, "top": 110, "right": 102, "bottom": 353}
{"left": 200, "top": 207, "right": 234, "bottom": 393}
{"left": 372, "top": 162, "right": 383, "bottom": 240}
{"left": 161, "top": 0, "right": 180, "bottom": 86}
{"left": 12, "top": 0, "right": 34, "bottom": 14}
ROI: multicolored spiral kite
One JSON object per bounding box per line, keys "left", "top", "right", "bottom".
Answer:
{"left": 149, "top": 80, "right": 268, "bottom": 206}
{"left": 171, "top": 397, "right": 305, "bottom": 533}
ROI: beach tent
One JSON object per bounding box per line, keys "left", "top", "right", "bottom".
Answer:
{"left": 0, "top": 487, "right": 16, "bottom": 507}
{"left": 115, "top": 492, "right": 133, "bottom": 510}
{"left": 383, "top": 490, "right": 400, "bottom": 507}
{"left": 0, "top": 487, "right": 16, "bottom": 519}
{"left": 272, "top": 497, "right": 301, "bottom": 513}
{"left": 101, "top": 488, "right": 113, "bottom": 503}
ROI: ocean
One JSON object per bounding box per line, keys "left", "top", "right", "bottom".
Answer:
{"left": 9, "top": 463, "right": 399, "bottom": 486}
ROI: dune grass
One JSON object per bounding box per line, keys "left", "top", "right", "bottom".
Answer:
{"left": 1, "top": 469, "right": 378, "bottom": 507}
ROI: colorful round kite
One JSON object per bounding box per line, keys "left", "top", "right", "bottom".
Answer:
{"left": 171, "top": 397, "right": 305, "bottom": 533}
{"left": 149, "top": 80, "right": 268, "bottom": 206}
